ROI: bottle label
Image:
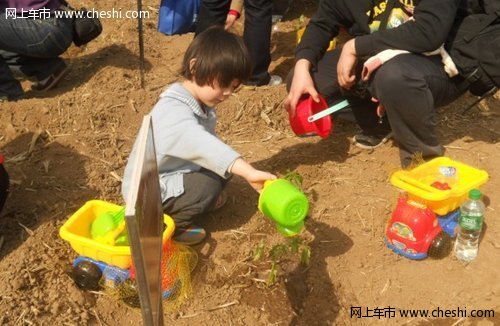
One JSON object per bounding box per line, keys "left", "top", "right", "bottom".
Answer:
{"left": 459, "top": 212, "right": 483, "bottom": 231}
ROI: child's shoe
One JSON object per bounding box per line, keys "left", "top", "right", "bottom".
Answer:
{"left": 173, "top": 224, "right": 206, "bottom": 245}
{"left": 32, "top": 63, "right": 70, "bottom": 92}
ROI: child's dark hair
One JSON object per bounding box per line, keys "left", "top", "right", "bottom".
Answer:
{"left": 181, "top": 26, "right": 252, "bottom": 88}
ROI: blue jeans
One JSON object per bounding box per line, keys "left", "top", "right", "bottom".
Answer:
{"left": 196, "top": 0, "right": 273, "bottom": 85}
{"left": 0, "top": 11, "right": 73, "bottom": 98}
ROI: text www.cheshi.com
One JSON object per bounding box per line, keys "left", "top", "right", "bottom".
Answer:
{"left": 350, "top": 306, "right": 495, "bottom": 319}
{"left": 4, "top": 7, "right": 150, "bottom": 20}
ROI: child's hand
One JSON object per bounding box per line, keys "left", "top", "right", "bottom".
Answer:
{"left": 230, "top": 158, "right": 276, "bottom": 192}
{"left": 245, "top": 170, "right": 277, "bottom": 192}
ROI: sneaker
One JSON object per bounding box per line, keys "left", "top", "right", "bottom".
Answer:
{"left": 353, "top": 131, "right": 393, "bottom": 149}
{"left": 0, "top": 93, "right": 25, "bottom": 102}
{"left": 32, "top": 63, "right": 70, "bottom": 92}
{"left": 267, "top": 75, "right": 282, "bottom": 86}
{"left": 243, "top": 75, "right": 282, "bottom": 87}
{"left": 173, "top": 224, "right": 207, "bottom": 245}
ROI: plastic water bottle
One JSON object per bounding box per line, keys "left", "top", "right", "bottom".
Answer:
{"left": 454, "top": 189, "right": 485, "bottom": 262}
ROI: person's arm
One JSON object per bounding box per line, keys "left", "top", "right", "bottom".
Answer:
{"left": 355, "top": 0, "right": 460, "bottom": 57}
{"left": 153, "top": 102, "right": 240, "bottom": 178}
{"left": 229, "top": 157, "right": 276, "bottom": 192}
{"left": 225, "top": 0, "right": 243, "bottom": 30}
{"left": 284, "top": 59, "right": 320, "bottom": 116}
{"left": 337, "top": 39, "right": 358, "bottom": 89}
{"left": 295, "top": 0, "right": 350, "bottom": 68}
{"left": 288, "top": 0, "right": 358, "bottom": 112}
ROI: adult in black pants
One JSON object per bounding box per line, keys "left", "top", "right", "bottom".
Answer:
{"left": 285, "top": 0, "right": 470, "bottom": 167}
{"left": 196, "top": 0, "right": 280, "bottom": 86}
{"left": 0, "top": 0, "right": 73, "bottom": 101}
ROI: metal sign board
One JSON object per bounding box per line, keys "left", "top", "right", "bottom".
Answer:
{"left": 124, "top": 115, "right": 164, "bottom": 326}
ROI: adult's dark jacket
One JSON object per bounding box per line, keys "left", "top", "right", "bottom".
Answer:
{"left": 296, "top": 0, "right": 463, "bottom": 68}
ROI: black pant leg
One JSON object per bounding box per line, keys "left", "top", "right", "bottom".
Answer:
{"left": 243, "top": 0, "right": 273, "bottom": 85}
{"left": 369, "top": 54, "right": 469, "bottom": 167}
{"left": 195, "top": 0, "right": 231, "bottom": 35}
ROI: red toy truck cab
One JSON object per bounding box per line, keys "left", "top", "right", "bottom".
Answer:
{"left": 385, "top": 196, "right": 452, "bottom": 259}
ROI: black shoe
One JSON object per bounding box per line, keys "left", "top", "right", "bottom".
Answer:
{"left": 32, "top": 63, "right": 69, "bottom": 92}
{"left": 0, "top": 93, "right": 25, "bottom": 102}
{"left": 353, "top": 131, "right": 393, "bottom": 149}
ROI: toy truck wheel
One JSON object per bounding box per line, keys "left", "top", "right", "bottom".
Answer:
{"left": 72, "top": 260, "right": 103, "bottom": 290}
{"left": 427, "top": 232, "right": 452, "bottom": 259}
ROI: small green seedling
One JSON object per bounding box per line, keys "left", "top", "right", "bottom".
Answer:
{"left": 283, "top": 169, "right": 303, "bottom": 190}
{"left": 253, "top": 240, "right": 265, "bottom": 262}
{"left": 253, "top": 237, "right": 311, "bottom": 286}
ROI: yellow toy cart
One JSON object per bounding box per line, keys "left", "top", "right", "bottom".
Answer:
{"left": 59, "top": 200, "right": 175, "bottom": 269}
{"left": 390, "top": 157, "right": 489, "bottom": 215}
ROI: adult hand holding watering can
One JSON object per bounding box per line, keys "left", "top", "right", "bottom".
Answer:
{"left": 285, "top": 59, "right": 321, "bottom": 117}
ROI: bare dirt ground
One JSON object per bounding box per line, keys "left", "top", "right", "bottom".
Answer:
{"left": 1, "top": 1, "right": 499, "bottom": 325}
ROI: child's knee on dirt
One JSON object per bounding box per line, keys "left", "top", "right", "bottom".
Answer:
{"left": 163, "top": 170, "right": 225, "bottom": 228}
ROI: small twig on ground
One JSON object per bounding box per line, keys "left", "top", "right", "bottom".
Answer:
{"left": 92, "top": 308, "right": 104, "bottom": 326}
{"left": 234, "top": 98, "right": 246, "bottom": 121}
{"left": 88, "top": 155, "right": 113, "bottom": 166}
{"left": 42, "top": 242, "right": 53, "bottom": 251}
{"left": 108, "top": 104, "right": 125, "bottom": 109}
{"left": 25, "top": 268, "right": 34, "bottom": 284}
{"left": 451, "top": 317, "right": 465, "bottom": 326}
{"left": 355, "top": 209, "right": 367, "bottom": 230}
{"left": 18, "top": 222, "right": 34, "bottom": 236}
{"left": 14, "top": 309, "right": 27, "bottom": 325}
{"left": 205, "top": 300, "right": 239, "bottom": 312}
{"left": 28, "top": 130, "right": 43, "bottom": 153}
{"left": 231, "top": 140, "right": 253, "bottom": 144}
{"left": 129, "top": 99, "right": 138, "bottom": 113}
{"left": 232, "top": 283, "right": 252, "bottom": 289}
{"left": 380, "top": 279, "right": 390, "bottom": 295}
{"left": 178, "top": 312, "right": 201, "bottom": 319}
{"left": 443, "top": 145, "right": 465, "bottom": 150}
{"left": 110, "top": 171, "right": 122, "bottom": 182}
{"left": 146, "top": 6, "right": 159, "bottom": 14}
{"left": 89, "top": 291, "right": 109, "bottom": 296}
{"left": 260, "top": 111, "right": 272, "bottom": 125}
{"left": 30, "top": 265, "right": 47, "bottom": 273}
{"left": 229, "top": 229, "right": 248, "bottom": 235}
